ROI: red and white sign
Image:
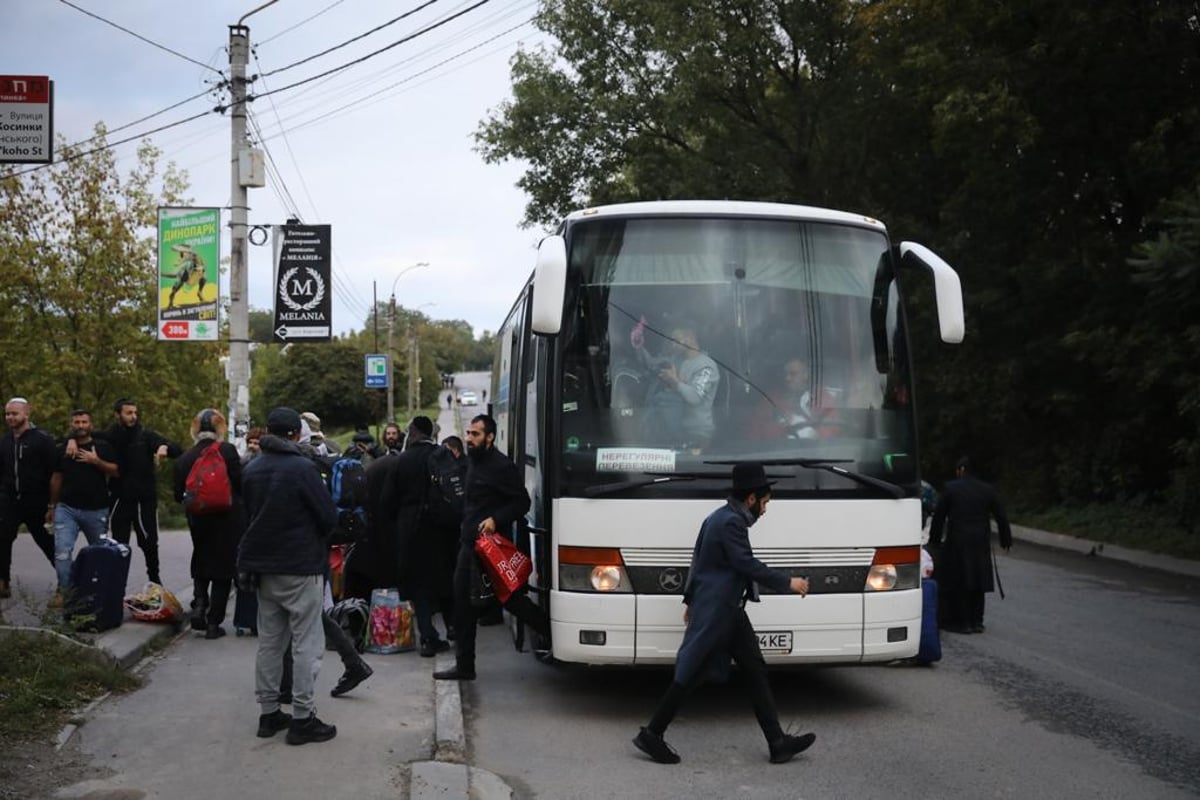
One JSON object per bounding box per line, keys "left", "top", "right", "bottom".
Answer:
{"left": 0, "top": 75, "right": 53, "bottom": 164}
{"left": 161, "top": 321, "right": 190, "bottom": 340}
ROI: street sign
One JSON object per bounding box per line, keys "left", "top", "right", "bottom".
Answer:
{"left": 274, "top": 325, "right": 331, "bottom": 339}
{"left": 0, "top": 75, "right": 52, "bottom": 164}
{"left": 160, "top": 321, "right": 190, "bottom": 339}
{"left": 364, "top": 353, "right": 390, "bottom": 388}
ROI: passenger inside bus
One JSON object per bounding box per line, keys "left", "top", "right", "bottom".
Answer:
{"left": 630, "top": 321, "right": 720, "bottom": 451}
{"left": 747, "top": 356, "right": 838, "bottom": 441}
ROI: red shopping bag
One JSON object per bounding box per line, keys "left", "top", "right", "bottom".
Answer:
{"left": 473, "top": 532, "right": 532, "bottom": 604}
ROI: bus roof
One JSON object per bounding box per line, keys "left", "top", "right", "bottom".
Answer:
{"left": 564, "top": 200, "right": 887, "bottom": 231}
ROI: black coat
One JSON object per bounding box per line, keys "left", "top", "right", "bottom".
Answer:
{"left": 458, "top": 446, "right": 529, "bottom": 545}
{"left": 237, "top": 435, "right": 338, "bottom": 576}
{"left": 673, "top": 499, "right": 791, "bottom": 686}
{"left": 98, "top": 423, "right": 182, "bottom": 501}
{"left": 0, "top": 425, "right": 56, "bottom": 503}
{"left": 347, "top": 451, "right": 402, "bottom": 589}
{"left": 929, "top": 476, "right": 1012, "bottom": 593}
{"left": 173, "top": 439, "right": 244, "bottom": 582}
{"left": 383, "top": 438, "right": 441, "bottom": 598}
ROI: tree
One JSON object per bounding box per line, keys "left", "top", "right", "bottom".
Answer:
{"left": 259, "top": 340, "right": 384, "bottom": 429}
{"left": 0, "top": 127, "right": 223, "bottom": 442}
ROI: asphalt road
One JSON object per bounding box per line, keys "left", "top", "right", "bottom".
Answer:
{"left": 461, "top": 543, "right": 1200, "bottom": 800}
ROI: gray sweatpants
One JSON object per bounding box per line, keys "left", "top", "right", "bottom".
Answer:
{"left": 256, "top": 574, "right": 324, "bottom": 718}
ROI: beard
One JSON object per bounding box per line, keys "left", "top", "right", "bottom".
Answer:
{"left": 467, "top": 442, "right": 487, "bottom": 461}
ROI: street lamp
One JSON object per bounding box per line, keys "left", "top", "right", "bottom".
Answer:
{"left": 407, "top": 301, "right": 437, "bottom": 419}
{"left": 387, "top": 262, "right": 429, "bottom": 422}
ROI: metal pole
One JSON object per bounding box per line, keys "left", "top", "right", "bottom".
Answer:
{"left": 227, "top": 24, "right": 250, "bottom": 439}
{"left": 407, "top": 320, "right": 416, "bottom": 420}
{"left": 387, "top": 296, "right": 396, "bottom": 422}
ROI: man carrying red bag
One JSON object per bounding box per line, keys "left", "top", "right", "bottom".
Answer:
{"left": 434, "top": 414, "right": 549, "bottom": 681}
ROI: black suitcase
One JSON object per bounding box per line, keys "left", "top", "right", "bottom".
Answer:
{"left": 233, "top": 587, "right": 258, "bottom": 636}
{"left": 66, "top": 538, "right": 131, "bottom": 631}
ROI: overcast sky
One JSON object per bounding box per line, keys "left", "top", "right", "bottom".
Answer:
{"left": 6, "top": 0, "right": 551, "bottom": 336}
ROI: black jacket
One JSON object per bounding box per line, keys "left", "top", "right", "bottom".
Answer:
{"left": 0, "top": 425, "right": 57, "bottom": 502}
{"left": 459, "top": 446, "right": 530, "bottom": 545}
{"left": 384, "top": 438, "right": 440, "bottom": 595}
{"left": 237, "top": 435, "right": 338, "bottom": 576}
{"left": 97, "top": 422, "right": 182, "bottom": 501}
{"left": 929, "top": 476, "right": 1012, "bottom": 593}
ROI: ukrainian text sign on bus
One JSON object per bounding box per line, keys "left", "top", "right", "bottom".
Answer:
{"left": 0, "top": 75, "right": 52, "bottom": 164}
{"left": 365, "top": 354, "right": 390, "bottom": 388}
{"left": 273, "top": 224, "right": 332, "bottom": 343}
{"left": 156, "top": 207, "right": 221, "bottom": 341}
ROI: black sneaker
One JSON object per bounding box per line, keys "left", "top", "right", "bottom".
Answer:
{"left": 432, "top": 666, "right": 476, "bottom": 681}
{"left": 256, "top": 709, "right": 292, "bottom": 738}
{"left": 330, "top": 663, "right": 374, "bottom": 697}
{"left": 632, "top": 727, "right": 680, "bottom": 764}
{"left": 769, "top": 732, "right": 816, "bottom": 764}
{"left": 204, "top": 625, "right": 226, "bottom": 640}
{"left": 285, "top": 714, "right": 337, "bottom": 745}
{"left": 419, "top": 639, "right": 450, "bottom": 658}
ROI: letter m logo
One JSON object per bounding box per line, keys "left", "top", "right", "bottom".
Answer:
{"left": 290, "top": 278, "right": 313, "bottom": 296}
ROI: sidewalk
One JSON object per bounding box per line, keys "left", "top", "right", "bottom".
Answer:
{"left": 1009, "top": 523, "right": 1200, "bottom": 579}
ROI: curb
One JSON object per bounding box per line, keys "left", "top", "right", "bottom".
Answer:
{"left": 412, "top": 652, "right": 514, "bottom": 800}
{"left": 1010, "top": 525, "right": 1200, "bottom": 579}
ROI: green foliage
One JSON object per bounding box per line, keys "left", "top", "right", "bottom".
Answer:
{"left": 0, "top": 632, "right": 140, "bottom": 741}
{"left": 479, "top": 0, "right": 1200, "bottom": 528}
{"left": 0, "top": 129, "right": 224, "bottom": 444}
{"left": 259, "top": 340, "right": 385, "bottom": 429}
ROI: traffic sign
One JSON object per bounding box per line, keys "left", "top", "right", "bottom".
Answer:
{"left": 161, "top": 321, "right": 189, "bottom": 339}
{"left": 365, "top": 354, "right": 390, "bottom": 388}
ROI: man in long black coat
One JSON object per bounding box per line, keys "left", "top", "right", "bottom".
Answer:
{"left": 632, "top": 463, "right": 816, "bottom": 766}
{"left": 929, "top": 456, "right": 1012, "bottom": 634}
{"left": 382, "top": 416, "right": 453, "bottom": 656}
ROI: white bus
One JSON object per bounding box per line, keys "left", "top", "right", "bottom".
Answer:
{"left": 490, "top": 200, "right": 963, "bottom": 666}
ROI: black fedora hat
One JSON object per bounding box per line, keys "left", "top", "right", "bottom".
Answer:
{"left": 731, "top": 462, "right": 776, "bottom": 495}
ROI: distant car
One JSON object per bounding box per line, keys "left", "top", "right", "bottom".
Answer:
{"left": 459, "top": 391, "right": 479, "bottom": 406}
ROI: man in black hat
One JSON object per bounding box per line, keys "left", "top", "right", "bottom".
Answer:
{"left": 633, "top": 462, "right": 817, "bottom": 765}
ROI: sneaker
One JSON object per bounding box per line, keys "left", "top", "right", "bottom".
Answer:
{"left": 204, "top": 625, "right": 227, "bottom": 640}
{"left": 285, "top": 714, "right": 337, "bottom": 745}
{"left": 432, "top": 666, "right": 476, "bottom": 681}
{"left": 419, "top": 639, "right": 450, "bottom": 658}
{"left": 330, "top": 663, "right": 374, "bottom": 697}
{"left": 632, "top": 727, "right": 680, "bottom": 764}
{"left": 256, "top": 709, "right": 292, "bottom": 738}
{"left": 769, "top": 732, "right": 816, "bottom": 764}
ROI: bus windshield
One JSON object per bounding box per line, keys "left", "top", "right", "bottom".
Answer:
{"left": 556, "top": 215, "right": 917, "bottom": 497}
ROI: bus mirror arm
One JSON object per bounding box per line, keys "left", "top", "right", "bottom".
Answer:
{"left": 898, "top": 242, "right": 965, "bottom": 344}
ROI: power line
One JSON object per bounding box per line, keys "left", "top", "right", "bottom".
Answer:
{"left": 258, "top": 0, "right": 442, "bottom": 78}
{"left": 8, "top": 111, "right": 213, "bottom": 177}
{"left": 257, "top": 0, "right": 350, "bottom": 46}
{"left": 55, "top": 0, "right": 222, "bottom": 74}
{"left": 75, "top": 87, "right": 223, "bottom": 147}
{"left": 249, "top": 0, "right": 492, "bottom": 103}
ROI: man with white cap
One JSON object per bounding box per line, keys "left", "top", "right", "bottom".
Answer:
{"left": 0, "top": 397, "right": 57, "bottom": 598}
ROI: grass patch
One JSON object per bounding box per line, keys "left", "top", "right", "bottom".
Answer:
{"left": 0, "top": 633, "right": 141, "bottom": 741}
{"left": 1015, "top": 504, "right": 1200, "bottom": 561}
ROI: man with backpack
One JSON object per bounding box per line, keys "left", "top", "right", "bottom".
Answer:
{"left": 384, "top": 416, "right": 459, "bottom": 656}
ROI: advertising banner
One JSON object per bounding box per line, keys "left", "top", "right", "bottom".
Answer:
{"left": 272, "top": 224, "right": 332, "bottom": 342}
{"left": 157, "top": 207, "right": 220, "bottom": 341}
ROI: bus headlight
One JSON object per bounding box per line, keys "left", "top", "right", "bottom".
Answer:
{"left": 559, "top": 546, "right": 632, "bottom": 593}
{"left": 864, "top": 546, "right": 920, "bottom": 591}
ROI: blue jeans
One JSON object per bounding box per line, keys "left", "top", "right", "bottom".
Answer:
{"left": 54, "top": 504, "right": 109, "bottom": 591}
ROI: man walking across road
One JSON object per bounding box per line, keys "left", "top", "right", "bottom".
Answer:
{"left": 433, "top": 414, "right": 549, "bottom": 681}
{"left": 928, "top": 456, "right": 1012, "bottom": 634}
{"left": 239, "top": 407, "right": 339, "bottom": 745}
{"left": 0, "top": 398, "right": 58, "bottom": 598}
{"left": 89, "top": 399, "right": 182, "bottom": 586}
{"left": 48, "top": 409, "right": 119, "bottom": 605}
{"left": 632, "top": 462, "right": 816, "bottom": 766}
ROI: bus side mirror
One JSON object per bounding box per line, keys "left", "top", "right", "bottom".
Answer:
{"left": 531, "top": 235, "right": 567, "bottom": 335}
{"left": 899, "top": 242, "right": 965, "bottom": 344}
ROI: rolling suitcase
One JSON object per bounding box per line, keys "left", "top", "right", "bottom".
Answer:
{"left": 66, "top": 537, "right": 131, "bottom": 632}
{"left": 916, "top": 578, "right": 942, "bottom": 664}
{"left": 233, "top": 587, "right": 258, "bottom": 636}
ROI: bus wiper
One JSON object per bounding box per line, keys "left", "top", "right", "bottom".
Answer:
{"left": 582, "top": 473, "right": 698, "bottom": 498}
{"left": 705, "top": 459, "right": 905, "bottom": 499}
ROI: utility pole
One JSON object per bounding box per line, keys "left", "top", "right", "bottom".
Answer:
{"left": 386, "top": 296, "right": 396, "bottom": 422}
{"left": 407, "top": 321, "right": 417, "bottom": 419}
{"left": 226, "top": 23, "right": 251, "bottom": 439}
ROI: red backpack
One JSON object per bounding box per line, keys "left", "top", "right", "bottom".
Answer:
{"left": 184, "top": 441, "right": 233, "bottom": 515}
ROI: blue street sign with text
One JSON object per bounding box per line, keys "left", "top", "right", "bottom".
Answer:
{"left": 364, "top": 353, "right": 389, "bottom": 388}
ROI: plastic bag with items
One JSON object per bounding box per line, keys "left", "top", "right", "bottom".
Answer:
{"left": 123, "top": 582, "right": 185, "bottom": 623}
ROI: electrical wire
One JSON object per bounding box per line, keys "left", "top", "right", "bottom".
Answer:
{"left": 55, "top": 0, "right": 222, "bottom": 74}
{"left": 73, "top": 87, "right": 223, "bottom": 148}
{"left": 257, "top": 0, "right": 350, "bottom": 46}
{"left": 249, "top": 0, "right": 492, "bottom": 102}
{"left": 258, "top": 0, "right": 442, "bottom": 78}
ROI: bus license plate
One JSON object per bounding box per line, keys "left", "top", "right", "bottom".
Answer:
{"left": 756, "top": 631, "right": 793, "bottom": 654}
